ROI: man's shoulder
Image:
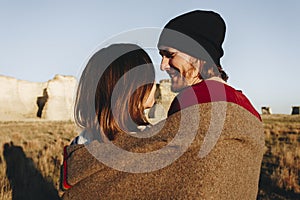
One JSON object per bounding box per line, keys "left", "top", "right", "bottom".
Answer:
{"left": 168, "top": 79, "right": 261, "bottom": 120}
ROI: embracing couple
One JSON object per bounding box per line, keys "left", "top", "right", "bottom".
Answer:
{"left": 61, "top": 10, "right": 264, "bottom": 199}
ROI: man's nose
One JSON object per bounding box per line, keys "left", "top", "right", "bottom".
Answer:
{"left": 160, "top": 57, "right": 170, "bottom": 71}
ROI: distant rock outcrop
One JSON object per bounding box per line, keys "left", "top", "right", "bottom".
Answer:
{"left": 147, "top": 79, "right": 177, "bottom": 123}
{"left": 0, "top": 75, "right": 77, "bottom": 121}
{"left": 261, "top": 107, "right": 272, "bottom": 115}
{"left": 291, "top": 106, "right": 300, "bottom": 115}
{"left": 43, "top": 75, "right": 77, "bottom": 120}
{"left": 0, "top": 75, "right": 177, "bottom": 122}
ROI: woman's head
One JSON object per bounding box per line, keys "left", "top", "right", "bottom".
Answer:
{"left": 75, "top": 43, "right": 155, "bottom": 141}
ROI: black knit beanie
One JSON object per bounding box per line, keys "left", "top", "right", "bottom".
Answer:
{"left": 158, "top": 10, "right": 226, "bottom": 66}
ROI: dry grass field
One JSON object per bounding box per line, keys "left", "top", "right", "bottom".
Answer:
{"left": 258, "top": 115, "right": 300, "bottom": 199}
{"left": 0, "top": 120, "right": 77, "bottom": 200}
{"left": 0, "top": 115, "right": 299, "bottom": 199}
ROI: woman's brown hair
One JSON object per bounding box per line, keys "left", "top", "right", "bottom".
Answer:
{"left": 74, "top": 44, "right": 155, "bottom": 141}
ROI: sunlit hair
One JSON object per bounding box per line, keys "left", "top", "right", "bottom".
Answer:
{"left": 74, "top": 44, "right": 155, "bottom": 141}
{"left": 189, "top": 57, "right": 229, "bottom": 82}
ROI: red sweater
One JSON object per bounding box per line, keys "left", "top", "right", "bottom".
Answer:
{"left": 168, "top": 80, "right": 261, "bottom": 121}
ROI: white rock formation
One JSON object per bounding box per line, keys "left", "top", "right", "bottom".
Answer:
{"left": 0, "top": 75, "right": 77, "bottom": 121}
{"left": 0, "top": 75, "right": 176, "bottom": 122}
{"left": 43, "top": 75, "right": 77, "bottom": 120}
{"left": 147, "top": 79, "right": 177, "bottom": 123}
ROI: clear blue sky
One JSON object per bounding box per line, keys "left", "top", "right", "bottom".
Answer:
{"left": 0, "top": 0, "right": 299, "bottom": 114}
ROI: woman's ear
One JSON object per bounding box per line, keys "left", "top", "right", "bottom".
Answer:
{"left": 143, "top": 83, "right": 156, "bottom": 109}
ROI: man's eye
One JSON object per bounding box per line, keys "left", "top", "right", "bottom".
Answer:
{"left": 165, "top": 52, "right": 175, "bottom": 58}
{"left": 160, "top": 50, "right": 175, "bottom": 58}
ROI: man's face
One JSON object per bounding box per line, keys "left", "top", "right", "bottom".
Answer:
{"left": 159, "top": 46, "right": 200, "bottom": 92}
